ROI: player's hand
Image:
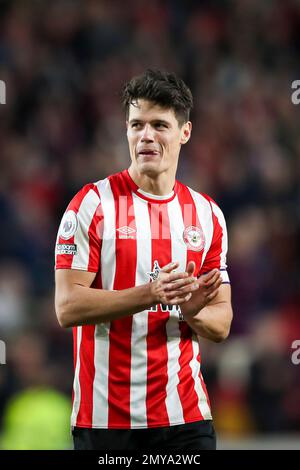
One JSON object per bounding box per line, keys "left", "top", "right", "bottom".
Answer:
{"left": 150, "top": 261, "right": 199, "bottom": 305}
{"left": 185, "top": 261, "right": 223, "bottom": 310}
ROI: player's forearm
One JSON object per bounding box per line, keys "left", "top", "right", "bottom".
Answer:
{"left": 56, "top": 283, "right": 155, "bottom": 328}
{"left": 182, "top": 301, "right": 233, "bottom": 343}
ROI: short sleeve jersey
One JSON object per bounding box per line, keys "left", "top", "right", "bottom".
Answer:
{"left": 55, "top": 169, "right": 230, "bottom": 429}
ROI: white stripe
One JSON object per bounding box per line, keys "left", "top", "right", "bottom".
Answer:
{"left": 130, "top": 194, "right": 151, "bottom": 427}
{"left": 187, "top": 188, "right": 214, "bottom": 269}
{"left": 92, "top": 178, "right": 116, "bottom": 427}
{"left": 220, "top": 270, "right": 230, "bottom": 283}
{"left": 97, "top": 178, "right": 116, "bottom": 290}
{"left": 71, "top": 326, "right": 82, "bottom": 426}
{"left": 54, "top": 231, "right": 60, "bottom": 266}
{"left": 71, "top": 189, "right": 100, "bottom": 270}
{"left": 164, "top": 196, "right": 186, "bottom": 424}
{"left": 211, "top": 202, "right": 229, "bottom": 278}
{"left": 92, "top": 323, "right": 111, "bottom": 427}
{"left": 191, "top": 339, "right": 212, "bottom": 419}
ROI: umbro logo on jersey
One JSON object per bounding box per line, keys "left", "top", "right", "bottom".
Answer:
{"left": 116, "top": 226, "right": 136, "bottom": 239}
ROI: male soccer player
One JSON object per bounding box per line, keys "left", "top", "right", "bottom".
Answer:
{"left": 54, "top": 70, "right": 233, "bottom": 451}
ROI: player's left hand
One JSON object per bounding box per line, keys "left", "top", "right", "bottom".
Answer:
{"left": 184, "top": 261, "right": 223, "bottom": 309}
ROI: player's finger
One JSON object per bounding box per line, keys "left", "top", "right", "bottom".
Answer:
{"left": 165, "top": 282, "right": 199, "bottom": 298}
{"left": 203, "top": 270, "right": 221, "bottom": 287}
{"left": 202, "top": 269, "right": 220, "bottom": 283}
{"left": 186, "top": 261, "right": 196, "bottom": 277}
{"left": 166, "top": 280, "right": 199, "bottom": 296}
{"left": 166, "top": 271, "right": 189, "bottom": 283}
{"left": 164, "top": 277, "right": 197, "bottom": 291}
{"left": 161, "top": 261, "right": 179, "bottom": 273}
{"left": 208, "top": 276, "right": 223, "bottom": 290}
{"left": 168, "top": 293, "right": 192, "bottom": 305}
{"left": 205, "top": 278, "right": 223, "bottom": 296}
{"left": 206, "top": 290, "right": 219, "bottom": 302}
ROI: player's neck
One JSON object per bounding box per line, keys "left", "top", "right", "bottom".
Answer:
{"left": 128, "top": 165, "right": 176, "bottom": 196}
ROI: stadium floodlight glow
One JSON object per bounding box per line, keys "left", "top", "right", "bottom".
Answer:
{"left": 0, "top": 340, "right": 6, "bottom": 364}
{"left": 0, "top": 80, "right": 6, "bottom": 104}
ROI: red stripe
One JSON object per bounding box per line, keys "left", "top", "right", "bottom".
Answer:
{"left": 177, "top": 324, "right": 203, "bottom": 421}
{"left": 146, "top": 202, "right": 170, "bottom": 426}
{"left": 72, "top": 327, "right": 78, "bottom": 407}
{"left": 76, "top": 325, "right": 95, "bottom": 427}
{"left": 88, "top": 202, "right": 104, "bottom": 272}
{"left": 107, "top": 173, "right": 136, "bottom": 428}
{"left": 198, "top": 351, "right": 211, "bottom": 411}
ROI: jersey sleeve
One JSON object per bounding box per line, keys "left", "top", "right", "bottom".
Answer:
{"left": 55, "top": 183, "right": 103, "bottom": 272}
{"left": 198, "top": 197, "right": 230, "bottom": 283}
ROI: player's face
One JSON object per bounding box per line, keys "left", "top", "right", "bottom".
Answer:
{"left": 126, "top": 99, "right": 191, "bottom": 177}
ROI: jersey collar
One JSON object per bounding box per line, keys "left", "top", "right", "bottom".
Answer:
{"left": 123, "top": 169, "right": 177, "bottom": 203}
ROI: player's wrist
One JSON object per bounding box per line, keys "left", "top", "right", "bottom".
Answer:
{"left": 147, "top": 280, "right": 160, "bottom": 306}
{"left": 181, "top": 296, "right": 206, "bottom": 318}
{"left": 136, "top": 282, "right": 159, "bottom": 310}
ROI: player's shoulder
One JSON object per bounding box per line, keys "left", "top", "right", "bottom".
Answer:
{"left": 199, "top": 192, "right": 220, "bottom": 208}
{"left": 94, "top": 170, "right": 125, "bottom": 190}
{"left": 67, "top": 182, "right": 101, "bottom": 212}
{"left": 177, "top": 180, "right": 221, "bottom": 209}
{"left": 70, "top": 170, "right": 126, "bottom": 210}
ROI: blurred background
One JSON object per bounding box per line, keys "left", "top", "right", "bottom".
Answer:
{"left": 0, "top": 0, "right": 300, "bottom": 449}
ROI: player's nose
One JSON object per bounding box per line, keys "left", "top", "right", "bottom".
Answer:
{"left": 140, "top": 123, "right": 155, "bottom": 142}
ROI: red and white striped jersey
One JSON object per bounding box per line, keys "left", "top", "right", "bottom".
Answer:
{"left": 55, "top": 169, "right": 230, "bottom": 429}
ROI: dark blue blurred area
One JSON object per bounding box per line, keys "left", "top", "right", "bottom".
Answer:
{"left": 0, "top": 0, "right": 300, "bottom": 442}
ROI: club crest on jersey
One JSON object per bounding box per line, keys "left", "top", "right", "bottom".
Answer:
{"left": 183, "top": 225, "right": 205, "bottom": 252}
{"left": 59, "top": 210, "right": 78, "bottom": 240}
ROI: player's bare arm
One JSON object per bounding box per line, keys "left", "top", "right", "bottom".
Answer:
{"left": 180, "top": 262, "right": 233, "bottom": 342}
{"left": 55, "top": 261, "right": 198, "bottom": 328}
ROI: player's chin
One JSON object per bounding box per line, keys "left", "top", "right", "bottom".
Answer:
{"left": 138, "top": 160, "right": 162, "bottom": 176}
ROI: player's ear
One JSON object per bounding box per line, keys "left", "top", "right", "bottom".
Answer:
{"left": 180, "top": 121, "right": 192, "bottom": 145}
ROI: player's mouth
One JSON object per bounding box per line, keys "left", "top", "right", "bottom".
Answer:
{"left": 138, "top": 149, "right": 160, "bottom": 157}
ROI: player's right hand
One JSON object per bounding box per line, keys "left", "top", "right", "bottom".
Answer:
{"left": 150, "top": 261, "right": 199, "bottom": 306}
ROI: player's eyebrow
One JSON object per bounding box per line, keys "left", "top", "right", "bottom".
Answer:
{"left": 129, "top": 118, "right": 171, "bottom": 126}
{"left": 128, "top": 119, "right": 143, "bottom": 124}
{"left": 152, "top": 119, "right": 170, "bottom": 126}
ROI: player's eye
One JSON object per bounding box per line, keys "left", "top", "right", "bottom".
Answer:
{"left": 155, "top": 123, "right": 167, "bottom": 129}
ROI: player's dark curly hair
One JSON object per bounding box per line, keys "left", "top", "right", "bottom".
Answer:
{"left": 122, "top": 69, "right": 193, "bottom": 126}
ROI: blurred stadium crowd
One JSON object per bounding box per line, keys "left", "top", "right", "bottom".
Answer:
{"left": 0, "top": 0, "right": 300, "bottom": 448}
